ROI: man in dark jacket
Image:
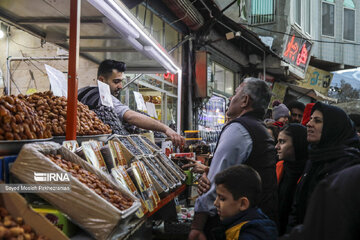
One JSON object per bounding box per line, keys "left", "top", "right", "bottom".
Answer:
{"left": 189, "top": 78, "right": 278, "bottom": 240}
{"left": 281, "top": 164, "right": 360, "bottom": 240}
{"left": 78, "top": 59, "right": 184, "bottom": 146}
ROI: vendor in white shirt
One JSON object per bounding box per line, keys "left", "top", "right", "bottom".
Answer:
{"left": 78, "top": 59, "right": 184, "bottom": 147}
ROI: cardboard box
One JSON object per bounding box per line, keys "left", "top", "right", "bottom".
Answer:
{"left": 10, "top": 142, "right": 140, "bottom": 240}
{"left": 0, "top": 192, "right": 68, "bottom": 240}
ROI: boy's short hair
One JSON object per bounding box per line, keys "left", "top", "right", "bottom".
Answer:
{"left": 215, "top": 165, "right": 262, "bottom": 207}
{"left": 97, "top": 59, "right": 126, "bottom": 78}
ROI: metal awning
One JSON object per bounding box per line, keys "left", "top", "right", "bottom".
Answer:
{"left": 0, "top": 0, "right": 179, "bottom": 73}
{"left": 0, "top": 0, "right": 183, "bottom": 137}
{"left": 287, "top": 84, "right": 338, "bottom": 103}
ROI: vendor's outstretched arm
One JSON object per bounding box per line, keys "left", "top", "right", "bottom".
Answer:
{"left": 123, "top": 110, "right": 185, "bottom": 146}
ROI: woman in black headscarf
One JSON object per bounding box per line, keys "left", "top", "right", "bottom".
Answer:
{"left": 287, "top": 102, "right": 360, "bottom": 230}
{"left": 275, "top": 124, "right": 308, "bottom": 235}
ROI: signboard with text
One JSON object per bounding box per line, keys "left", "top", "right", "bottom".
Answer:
{"left": 299, "top": 66, "right": 333, "bottom": 95}
{"left": 282, "top": 29, "right": 312, "bottom": 72}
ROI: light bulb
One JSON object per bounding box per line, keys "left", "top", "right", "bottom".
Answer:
{"left": 0, "top": 30, "right": 4, "bottom": 39}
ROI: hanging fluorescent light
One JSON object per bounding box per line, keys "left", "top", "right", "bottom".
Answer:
{"left": 105, "top": 0, "right": 179, "bottom": 73}
{"left": 103, "top": 18, "right": 143, "bottom": 51}
{"left": 143, "top": 46, "right": 177, "bottom": 74}
{"left": 0, "top": 22, "right": 4, "bottom": 39}
{"left": 87, "top": 0, "right": 139, "bottom": 39}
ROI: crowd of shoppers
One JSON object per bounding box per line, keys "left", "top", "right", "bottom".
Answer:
{"left": 186, "top": 78, "right": 360, "bottom": 240}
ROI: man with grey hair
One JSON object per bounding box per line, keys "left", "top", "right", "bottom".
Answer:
{"left": 189, "top": 78, "right": 278, "bottom": 240}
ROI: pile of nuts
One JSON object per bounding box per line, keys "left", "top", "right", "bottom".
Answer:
{"left": 22, "top": 92, "right": 112, "bottom": 136}
{"left": 0, "top": 95, "right": 51, "bottom": 140}
{"left": 0, "top": 207, "right": 49, "bottom": 239}
{"left": 47, "top": 154, "right": 134, "bottom": 211}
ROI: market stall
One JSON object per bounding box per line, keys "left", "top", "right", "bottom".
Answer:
{"left": 0, "top": 0, "right": 188, "bottom": 239}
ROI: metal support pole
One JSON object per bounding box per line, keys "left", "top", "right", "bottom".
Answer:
{"left": 263, "top": 51, "right": 266, "bottom": 80}
{"left": 66, "top": 0, "right": 81, "bottom": 140}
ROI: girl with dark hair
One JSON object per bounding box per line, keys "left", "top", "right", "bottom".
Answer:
{"left": 275, "top": 124, "right": 308, "bottom": 235}
{"left": 288, "top": 102, "right": 360, "bottom": 229}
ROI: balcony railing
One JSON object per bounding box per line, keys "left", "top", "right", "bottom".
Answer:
{"left": 249, "top": 0, "right": 275, "bottom": 25}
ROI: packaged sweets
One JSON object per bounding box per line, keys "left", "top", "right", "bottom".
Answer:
{"left": 111, "top": 167, "right": 147, "bottom": 218}
{"left": 109, "top": 140, "right": 127, "bottom": 166}
{"left": 128, "top": 161, "right": 160, "bottom": 212}
{"left": 81, "top": 141, "right": 107, "bottom": 173}
{"left": 62, "top": 140, "right": 79, "bottom": 152}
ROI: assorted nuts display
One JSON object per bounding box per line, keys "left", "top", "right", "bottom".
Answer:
{"left": 47, "top": 154, "right": 134, "bottom": 211}
{"left": 0, "top": 95, "right": 51, "bottom": 140}
{"left": 23, "top": 92, "right": 112, "bottom": 136}
{"left": 0, "top": 207, "right": 49, "bottom": 240}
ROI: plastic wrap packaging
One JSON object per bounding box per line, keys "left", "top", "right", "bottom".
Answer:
{"left": 62, "top": 140, "right": 79, "bottom": 152}
{"left": 135, "top": 161, "right": 160, "bottom": 204}
{"left": 100, "top": 140, "right": 127, "bottom": 170}
{"left": 141, "top": 157, "right": 173, "bottom": 191}
{"left": 139, "top": 136, "right": 161, "bottom": 152}
{"left": 111, "top": 167, "right": 147, "bottom": 218}
{"left": 147, "top": 156, "right": 181, "bottom": 187}
{"left": 127, "top": 161, "right": 160, "bottom": 213}
{"left": 128, "top": 135, "right": 153, "bottom": 155}
{"left": 157, "top": 153, "right": 187, "bottom": 182}
{"left": 10, "top": 142, "right": 140, "bottom": 240}
{"left": 81, "top": 141, "right": 107, "bottom": 173}
{"left": 143, "top": 156, "right": 177, "bottom": 189}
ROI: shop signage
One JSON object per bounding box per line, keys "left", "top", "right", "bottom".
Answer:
{"left": 282, "top": 29, "right": 312, "bottom": 72}
{"left": 156, "top": 73, "right": 177, "bottom": 84}
{"left": 269, "top": 82, "right": 287, "bottom": 109}
{"left": 298, "top": 66, "right": 333, "bottom": 95}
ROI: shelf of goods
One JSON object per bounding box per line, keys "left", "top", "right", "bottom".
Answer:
{"left": 2, "top": 122, "right": 187, "bottom": 239}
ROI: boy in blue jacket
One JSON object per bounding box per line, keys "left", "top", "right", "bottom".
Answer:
{"left": 212, "top": 165, "right": 278, "bottom": 240}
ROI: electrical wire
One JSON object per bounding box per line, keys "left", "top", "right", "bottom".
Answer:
{"left": 10, "top": 38, "right": 42, "bottom": 49}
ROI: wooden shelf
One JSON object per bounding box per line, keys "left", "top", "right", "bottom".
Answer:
{"left": 146, "top": 184, "right": 186, "bottom": 217}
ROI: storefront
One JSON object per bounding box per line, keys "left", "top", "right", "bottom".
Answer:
{"left": 0, "top": 0, "right": 190, "bottom": 239}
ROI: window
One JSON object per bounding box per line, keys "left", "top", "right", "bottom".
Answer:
{"left": 322, "top": 0, "right": 335, "bottom": 36}
{"left": 344, "top": 0, "right": 355, "bottom": 41}
{"left": 295, "top": 0, "right": 302, "bottom": 26}
{"left": 225, "top": 70, "right": 234, "bottom": 95}
{"left": 214, "top": 64, "right": 225, "bottom": 92}
{"left": 152, "top": 14, "right": 164, "bottom": 45}
{"left": 213, "top": 63, "right": 235, "bottom": 95}
{"left": 250, "top": 0, "right": 275, "bottom": 24}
